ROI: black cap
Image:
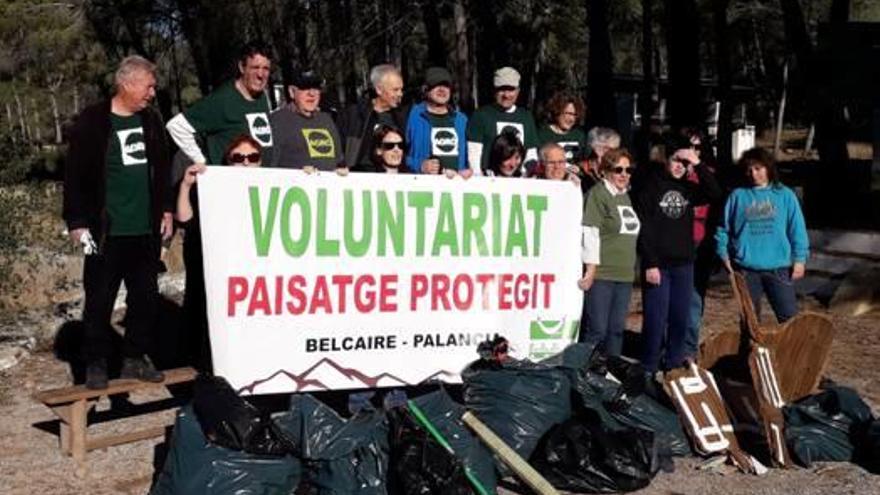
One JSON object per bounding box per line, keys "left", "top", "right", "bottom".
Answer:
{"left": 424, "top": 67, "right": 453, "bottom": 88}
{"left": 291, "top": 70, "right": 324, "bottom": 89}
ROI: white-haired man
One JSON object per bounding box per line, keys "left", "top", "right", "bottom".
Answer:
{"left": 63, "top": 55, "right": 173, "bottom": 389}
{"left": 337, "top": 64, "right": 407, "bottom": 171}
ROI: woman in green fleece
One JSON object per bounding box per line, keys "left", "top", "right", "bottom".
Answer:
{"left": 577, "top": 148, "right": 641, "bottom": 356}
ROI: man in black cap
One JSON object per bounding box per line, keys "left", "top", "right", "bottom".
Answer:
{"left": 404, "top": 67, "right": 469, "bottom": 174}
{"left": 269, "top": 69, "right": 344, "bottom": 170}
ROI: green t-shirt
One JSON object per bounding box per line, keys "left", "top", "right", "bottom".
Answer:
{"left": 184, "top": 81, "right": 273, "bottom": 164}
{"left": 105, "top": 113, "right": 151, "bottom": 236}
{"left": 466, "top": 105, "right": 538, "bottom": 170}
{"left": 538, "top": 126, "right": 586, "bottom": 166}
{"left": 583, "top": 182, "right": 641, "bottom": 282}
{"left": 427, "top": 112, "right": 460, "bottom": 171}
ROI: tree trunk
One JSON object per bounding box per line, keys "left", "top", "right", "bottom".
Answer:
{"left": 830, "top": 0, "right": 850, "bottom": 23}
{"left": 50, "top": 91, "right": 62, "bottom": 144}
{"left": 713, "top": 0, "right": 734, "bottom": 166}
{"left": 31, "top": 98, "right": 42, "bottom": 143}
{"left": 586, "top": 0, "right": 616, "bottom": 128}
{"left": 638, "top": 0, "right": 656, "bottom": 161}
{"left": 663, "top": 0, "right": 702, "bottom": 129}
{"left": 472, "top": 0, "right": 499, "bottom": 105}
{"left": 13, "top": 86, "right": 28, "bottom": 142}
{"left": 780, "top": 0, "right": 848, "bottom": 169}
{"left": 6, "top": 103, "right": 16, "bottom": 144}
{"left": 422, "top": 0, "right": 446, "bottom": 67}
{"left": 453, "top": 0, "right": 473, "bottom": 111}
{"left": 73, "top": 86, "right": 80, "bottom": 115}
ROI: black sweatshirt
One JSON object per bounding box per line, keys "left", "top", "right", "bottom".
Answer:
{"left": 632, "top": 163, "right": 722, "bottom": 269}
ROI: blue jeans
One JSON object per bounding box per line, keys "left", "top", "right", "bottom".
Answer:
{"left": 641, "top": 263, "right": 694, "bottom": 373}
{"left": 684, "top": 246, "right": 717, "bottom": 359}
{"left": 740, "top": 267, "right": 798, "bottom": 323}
{"left": 581, "top": 280, "right": 632, "bottom": 357}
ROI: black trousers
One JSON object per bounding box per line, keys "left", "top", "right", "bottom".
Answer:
{"left": 82, "top": 235, "right": 159, "bottom": 362}
{"left": 183, "top": 228, "right": 211, "bottom": 370}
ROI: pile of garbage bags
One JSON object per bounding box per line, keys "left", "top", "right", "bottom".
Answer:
{"left": 150, "top": 340, "right": 879, "bottom": 495}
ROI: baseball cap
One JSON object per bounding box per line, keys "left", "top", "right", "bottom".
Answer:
{"left": 291, "top": 69, "right": 324, "bottom": 89}
{"left": 493, "top": 67, "right": 520, "bottom": 89}
{"left": 424, "top": 67, "right": 453, "bottom": 88}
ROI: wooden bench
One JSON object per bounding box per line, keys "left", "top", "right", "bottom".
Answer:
{"left": 33, "top": 366, "right": 197, "bottom": 475}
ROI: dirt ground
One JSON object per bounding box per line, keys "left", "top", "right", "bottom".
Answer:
{"left": 1, "top": 283, "right": 879, "bottom": 495}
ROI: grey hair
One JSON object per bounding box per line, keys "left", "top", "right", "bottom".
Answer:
{"left": 586, "top": 127, "right": 621, "bottom": 151}
{"left": 115, "top": 55, "right": 156, "bottom": 87}
{"left": 539, "top": 142, "right": 565, "bottom": 162}
{"left": 369, "top": 64, "right": 400, "bottom": 91}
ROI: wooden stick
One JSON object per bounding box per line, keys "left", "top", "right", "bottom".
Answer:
{"left": 461, "top": 411, "right": 560, "bottom": 495}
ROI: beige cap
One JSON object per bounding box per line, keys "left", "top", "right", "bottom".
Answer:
{"left": 493, "top": 67, "right": 520, "bottom": 88}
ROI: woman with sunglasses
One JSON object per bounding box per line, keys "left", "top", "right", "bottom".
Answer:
{"left": 577, "top": 148, "right": 640, "bottom": 358}
{"left": 370, "top": 125, "right": 411, "bottom": 173}
{"left": 175, "top": 134, "right": 262, "bottom": 370}
{"left": 715, "top": 147, "right": 808, "bottom": 324}
{"left": 632, "top": 134, "right": 721, "bottom": 376}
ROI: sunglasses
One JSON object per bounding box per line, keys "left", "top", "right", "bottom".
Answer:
{"left": 380, "top": 141, "right": 404, "bottom": 151}
{"left": 229, "top": 152, "right": 260, "bottom": 164}
{"left": 611, "top": 166, "right": 633, "bottom": 175}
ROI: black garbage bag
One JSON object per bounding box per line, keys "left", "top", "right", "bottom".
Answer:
{"left": 192, "top": 374, "right": 295, "bottom": 456}
{"left": 783, "top": 385, "right": 876, "bottom": 467}
{"left": 407, "top": 389, "right": 498, "bottom": 493}
{"left": 549, "top": 343, "right": 690, "bottom": 458}
{"left": 531, "top": 412, "right": 660, "bottom": 493}
{"left": 575, "top": 368, "right": 691, "bottom": 458}
{"left": 274, "top": 394, "right": 389, "bottom": 495}
{"left": 462, "top": 340, "right": 571, "bottom": 463}
{"left": 150, "top": 405, "right": 301, "bottom": 495}
{"left": 862, "top": 420, "right": 880, "bottom": 474}
{"left": 388, "top": 407, "right": 473, "bottom": 495}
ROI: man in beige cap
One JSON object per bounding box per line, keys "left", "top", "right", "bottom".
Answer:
{"left": 466, "top": 66, "right": 539, "bottom": 175}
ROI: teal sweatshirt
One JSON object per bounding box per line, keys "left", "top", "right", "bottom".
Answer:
{"left": 715, "top": 184, "right": 809, "bottom": 269}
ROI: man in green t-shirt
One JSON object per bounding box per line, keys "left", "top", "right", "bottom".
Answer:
{"left": 466, "top": 67, "right": 539, "bottom": 175}
{"left": 63, "top": 56, "right": 173, "bottom": 389}
{"left": 167, "top": 42, "right": 274, "bottom": 165}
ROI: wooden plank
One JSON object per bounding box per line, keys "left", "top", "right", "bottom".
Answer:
{"left": 747, "top": 345, "right": 792, "bottom": 468}
{"left": 763, "top": 312, "right": 835, "bottom": 402}
{"left": 663, "top": 364, "right": 758, "bottom": 474}
{"left": 86, "top": 425, "right": 168, "bottom": 451}
{"left": 462, "top": 411, "right": 560, "bottom": 495}
{"left": 34, "top": 367, "right": 196, "bottom": 406}
{"left": 70, "top": 400, "right": 87, "bottom": 468}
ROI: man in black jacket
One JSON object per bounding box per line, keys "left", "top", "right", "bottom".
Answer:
{"left": 63, "top": 55, "right": 173, "bottom": 389}
{"left": 337, "top": 64, "right": 407, "bottom": 171}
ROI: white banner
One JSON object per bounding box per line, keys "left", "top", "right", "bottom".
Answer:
{"left": 198, "top": 168, "right": 583, "bottom": 394}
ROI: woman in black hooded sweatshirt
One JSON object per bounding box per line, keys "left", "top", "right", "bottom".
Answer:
{"left": 632, "top": 134, "right": 722, "bottom": 375}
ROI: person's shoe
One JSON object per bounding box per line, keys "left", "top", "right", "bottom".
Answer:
{"left": 120, "top": 355, "right": 164, "bottom": 383}
{"left": 85, "top": 359, "right": 109, "bottom": 390}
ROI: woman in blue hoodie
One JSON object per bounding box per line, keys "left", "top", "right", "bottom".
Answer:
{"left": 715, "top": 147, "right": 809, "bottom": 323}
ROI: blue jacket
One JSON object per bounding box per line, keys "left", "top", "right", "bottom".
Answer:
{"left": 715, "top": 184, "right": 809, "bottom": 270}
{"left": 405, "top": 103, "right": 468, "bottom": 172}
